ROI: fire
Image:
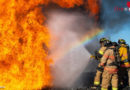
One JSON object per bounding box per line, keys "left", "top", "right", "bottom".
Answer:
{"left": 52, "top": 0, "right": 84, "bottom": 8}
{"left": 0, "top": 0, "right": 51, "bottom": 89}
{"left": 87, "top": 0, "right": 100, "bottom": 20}
{"left": 0, "top": 0, "right": 100, "bottom": 89}
{"left": 52, "top": 0, "right": 100, "bottom": 20}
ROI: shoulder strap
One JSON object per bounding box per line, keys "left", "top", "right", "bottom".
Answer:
{"left": 103, "top": 47, "right": 109, "bottom": 55}
{"left": 103, "top": 48, "right": 112, "bottom": 64}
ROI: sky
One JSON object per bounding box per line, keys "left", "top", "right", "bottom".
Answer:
{"left": 100, "top": 0, "right": 130, "bottom": 45}
{"left": 111, "top": 25, "right": 130, "bottom": 45}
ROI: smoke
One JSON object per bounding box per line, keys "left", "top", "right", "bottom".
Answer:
{"left": 46, "top": 9, "right": 99, "bottom": 88}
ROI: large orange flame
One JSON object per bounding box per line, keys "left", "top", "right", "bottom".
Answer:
{"left": 0, "top": 0, "right": 51, "bottom": 89}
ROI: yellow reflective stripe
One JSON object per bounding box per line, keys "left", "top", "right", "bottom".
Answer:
{"left": 101, "top": 88, "right": 108, "bottom": 90}
{"left": 99, "top": 50, "right": 104, "bottom": 55}
{"left": 94, "top": 81, "right": 100, "bottom": 85}
{"left": 112, "top": 88, "right": 118, "bottom": 90}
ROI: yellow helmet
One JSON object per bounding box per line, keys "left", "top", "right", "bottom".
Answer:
{"left": 99, "top": 38, "right": 107, "bottom": 43}
{"left": 118, "top": 39, "right": 126, "bottom": 44}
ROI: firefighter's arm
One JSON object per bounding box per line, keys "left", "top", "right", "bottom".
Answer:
{"left": 95, "top": 50, "right": 103, "bottom": 59}
{"left": 122, "top": 48, "right": 129, "bottom": 67}
{"left": 90, "top": 48, "right": 104, "bottom": 60}
{"left": 96, "top": 50, "right": 109, "bottom": 72}
{"left": 90, "top": 50, "right": 100, "bottom": 60}
{"left": 100, "top": 50, "right": 109, "bottom": 66}
{"left": 123, "top": 47, "right": 128, "bottom": 60}
{"left": 119, "top": 47, "right": 123, "bottom": 58}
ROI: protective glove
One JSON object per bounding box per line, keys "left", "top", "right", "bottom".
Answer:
{"left": 90, "top": 55, "right": 95, "bottom": 59}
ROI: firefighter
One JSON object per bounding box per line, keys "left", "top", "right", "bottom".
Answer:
{"left": 91, "top": 38, "right": 108, "bottom": 89}
{"left": 118, "top": 39, "right": 130, "bottom": 88}
{"left": 100, "top": 41, "right": 119, "bottom": 90}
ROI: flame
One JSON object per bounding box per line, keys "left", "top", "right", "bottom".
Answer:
{"left": 52, "top": 0, "right": 84, "bottom": 8}
{"left": 52, "top": 0, "right": 100, "bottom": 20}
{"left": 86, "top": 0, "right": 100, "bottom": 20}
{"left": 0, "top": 0, "right": 52, "bottom": 89}
{"left": 0, "top": 0, "right": 100, "bottom": 89}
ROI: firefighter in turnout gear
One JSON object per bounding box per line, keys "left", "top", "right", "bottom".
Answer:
{"left": 100, "top": 41, "right": 119, "bottom": 90}
{"left": 91, "top": 38, "right": 108, "bottom": 89}
{"left": 118, "top": 39, "right": 130, "bottom": 88}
